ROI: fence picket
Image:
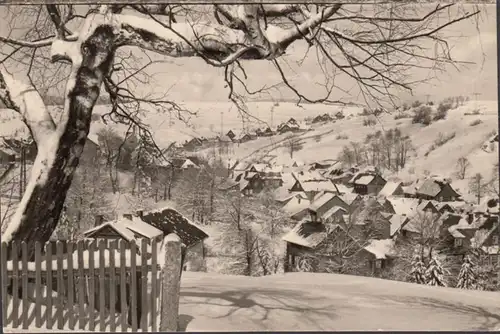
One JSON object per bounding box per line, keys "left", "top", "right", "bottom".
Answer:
{"left": 88, "top": 241, "right": 96, "bottom": 331}
{"left": 151, "top": 239, "right": 158, "bottom": 332}
{"left": 1, "top": 243, "right": 8, "bottom": 326}
{"left": 1, "top": 237, "right": 174, "bottom": 333}
{"left": 56, "top": 241, "right": 64, "bottom": 329}
{"left": 67, "top": 242, "right": 75, "bottom": 330}
{"left": 130, "top": 241, "right": 138, "bottom": 331}
{"left": 12, "top": 242, "right": 19, "bottom": 328}
{"left": 34, "top": 242, "right": 42, "bottom": 328}
{"left": 98, "top": 240, "right": 106, "bottom": 332}
{"left": 21, "top": 242, "right": 29, "bottom": 330}
{"left": 109, "top": 240, "right": 117, "bottom": 332}
{"left": 77, "top": 241, "right": 85, "bottom": 330}
{"left": 141, "top": 239, "right": 148, "bottom": 331}
{"left": 119, "top": 240, "right": 127, "bottom": 332}
{"left": 45, "top": 242, "right": 53, "bottom": 329}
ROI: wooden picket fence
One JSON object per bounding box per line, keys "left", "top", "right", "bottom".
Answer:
{"left": 0, "top": 237, "right": 179, "bottom": 332}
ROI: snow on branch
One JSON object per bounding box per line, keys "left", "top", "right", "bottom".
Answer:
{"left": 46, "top": 6, "right": 339, "bottom": 68}
{"left": 0, "top": 67, "right": 56, "bottom": 144}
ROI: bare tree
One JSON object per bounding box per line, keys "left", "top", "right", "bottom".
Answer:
{"left": 455, "top": 157, "right": 470, "bottom": 180}
{"left": 469, "top": 173, "right": 488, "bottom": 205}
{"left": 0, "top": 3, "right": 481, "bottom": 256}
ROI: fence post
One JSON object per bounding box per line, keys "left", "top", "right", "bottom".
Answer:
{"left": 159, "top": 233, "right": 182, "bottom": 332}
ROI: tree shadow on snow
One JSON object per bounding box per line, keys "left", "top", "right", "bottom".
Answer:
{"left": 177, "top": 314, "right": 194, "bottom": 332}
{"left": 180, "top": 287, "right": 341, "bottom": 328}
{"left": 375, "top": 294, "right": 500, "bottom": 331}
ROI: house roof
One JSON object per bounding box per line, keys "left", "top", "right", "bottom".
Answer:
{"left": 388, "top": 214, "right": 409, "bottom": 237}
{"left": 282, "top": 221, "right": 329, "bottom": 248}
{"left": 141, "top": 207, "right": 209, "bottom": 247}
{"left": 386, "top": 197, "right": 418, "bottom": 216}
{"left": 363, "top": 239, "right": 396, "bottom": 259}
{"left": 378, "top": 181, "right": 402, "bottom": 197}
{"left": 249, "top": 164, "right": 268, "bottom": 172}
{"left": 339, "top": 193, "right": 360, "bottom": 206}
{"left": 416, "top": 179, "right": 444, "bottom": 197}
{"left": 448, "top": 225, "right": 466, "bottom": 238}
{"left": 322, "top": 206, "right": 347, "bottom": 220}
{"left": 283, "top": 198, "right": 311, "bottom": 215}
{"left": 309, "top": 192, "right": 336, "bottom": 212}
{"left": 84, "top": 221, "right": 136, "bottom": 241}
{"left": 354, "top": 175, "right": 376, "bottom": 185}
{"left": 417, "top": 200, "right": 438, "bottom": 212}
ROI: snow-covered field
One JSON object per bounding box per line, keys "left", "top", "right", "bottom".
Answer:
{"left": 178, "top": 271, "right": 500, "bottom": 331}
{"left": 4, "top": 271, "right": 500, "bottom": 332}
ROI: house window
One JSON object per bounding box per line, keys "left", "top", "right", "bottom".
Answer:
{"left": 375, "top": 260, "right": 382, "bottom": 269}
{"left": 454, "top": 238, "right": 463, "bottom": 247}
{"left": 439, "top": 196, "right": 443, "bottom": 202}
{"left": 493, "top": 235, "right": 499, "bottom": 245}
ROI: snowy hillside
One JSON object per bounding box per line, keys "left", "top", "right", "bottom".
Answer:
{"left": 203, "top": 100, "right": 498, "bottom": 191}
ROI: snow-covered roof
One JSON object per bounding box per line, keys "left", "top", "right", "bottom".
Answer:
{"left": 248, "top": 163, "right": 268, "bottom": 172}
{"left": 142, "top": 206, "right": 209, "bottom": 247}
{"left": 334, "top": 183, "right": 352, "bottom": 194}
{"left": 339, "top": 193, "right": 360, "bottom": 206}
{"left": 354, "top": 175, "right": 375, "bottom": 185}
{"left": 378, "top": 181, "right": 402, "bottom": 197}
{"left": 121, "top": 216, "right": 163, "bottom": 239}
{"left": 84, "top": 221, "right": 135, "bottom": 241}
{"left": 363, "top": 239, "right": 395, "bottom": 259}
{"left": 322, "top": 206, "right": 347, "bottom": 220}
{"left": 448, "top": 225, "right": 466, "bottom": 239}
{"left": 386, "top": 197, "right": 418, "bottom": 216}
{"left": 416, "top": 179, "right": 443, "bottom": 197}
{"left": 297, "top": 179, "right": 338, "bottom": 193}
{"left": 282, "top": 197, "right": 311, "bottom": 215}
{"left": 388, "top": 214, "right": 409, "bottom": 237}
{"left": 309, "top": 193, "right": 336, "bottom": 212}
{"left": 282, "top": 221, "right": 329, "bottom": 248}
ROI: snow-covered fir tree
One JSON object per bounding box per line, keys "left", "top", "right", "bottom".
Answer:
{"left": 456, "top": 256, "right": 478, "bottom": 290}
{"left": 410, "top": 255, "right": 426, "bottom": 284}
{"left": 425, "top": 257, "right": 447, "bottom": 287}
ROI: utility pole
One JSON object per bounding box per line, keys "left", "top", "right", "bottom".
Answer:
{"left": 472, "top": 92, "right": 481, "bottom": 110}
{"left": 425, "top": 94, "right": 430, "bottom": 104}
{"left": 220, "top": 111, "right": 223, "bottom": 136}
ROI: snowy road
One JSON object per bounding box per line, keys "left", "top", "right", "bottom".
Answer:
{"left": 179, "top": 272, "right": 500, "bottom": 331}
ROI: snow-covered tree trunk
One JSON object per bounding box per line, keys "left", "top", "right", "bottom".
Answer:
{"left": 0, "top": 21, "right": 115, "bottom": 258}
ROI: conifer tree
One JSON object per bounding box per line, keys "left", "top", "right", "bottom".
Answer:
{"left": 410, "top": 255, "right": 426, "bottom": 284}
{"left": 425, "top": 257, "right": 447, "bottom": 287}
{"left": 456, "top": 255, "right": 478, "bottom": 290}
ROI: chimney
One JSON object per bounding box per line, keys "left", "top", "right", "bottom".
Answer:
{"left": 136, "top": 210, "right": 144, "bottom": 218}
{"left": 467, "top": 213, "right": 474, "bottom": 224}
{"left": 123, "top": 213, "right": 133, "bottom": 220}
{"left": 94, "top": 214, "right": 104, "bottom": 227}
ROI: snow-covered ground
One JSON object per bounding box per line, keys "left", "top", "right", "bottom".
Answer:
{"left": 4, "top": 271, "right": 500, "bottom": 332}
{"left": 178, "top": 271, "right": 500, "bottom": 331}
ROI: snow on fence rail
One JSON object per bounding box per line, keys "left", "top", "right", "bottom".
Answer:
{"left": 1, "top": 237, "right": 184, "bottom": 332}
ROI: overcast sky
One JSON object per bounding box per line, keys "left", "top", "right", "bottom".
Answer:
{"left": 0, "top": 4, "right": 497, "bottom": 105}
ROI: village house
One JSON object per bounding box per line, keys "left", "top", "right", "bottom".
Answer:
{"left": 226, "top": 130, "right": 236, "bottom": 141}
{"left": 349, "top": 172, "right": 387, "bottom": 196}
{"left": 170, "top": 157, "right": 201, "bottom": 171}
{"left": 83, "top": 214, "right": 165, "bottom": 254}
{"left": 183, "top": 137, "right": 204, "bottom": 151}
{"left": 289, "top": 173, "right": 339, "bottom": 200}
{"left": 240, "top": 172, "right": 265, "bottom": 196}
{"left": 311, "top": 113, "right": 333, "bottom": 124}
{"left": 282, "top": 218, "right": 396, "bottom": 276}
{"left": 414, "top": 178, "right": 461, "bottom": 202}
{"left": 378, "top": 181, "right": 404, "bottom": 198}
{"left": 261, "top": 127, "right": 275, "bottom": 137}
